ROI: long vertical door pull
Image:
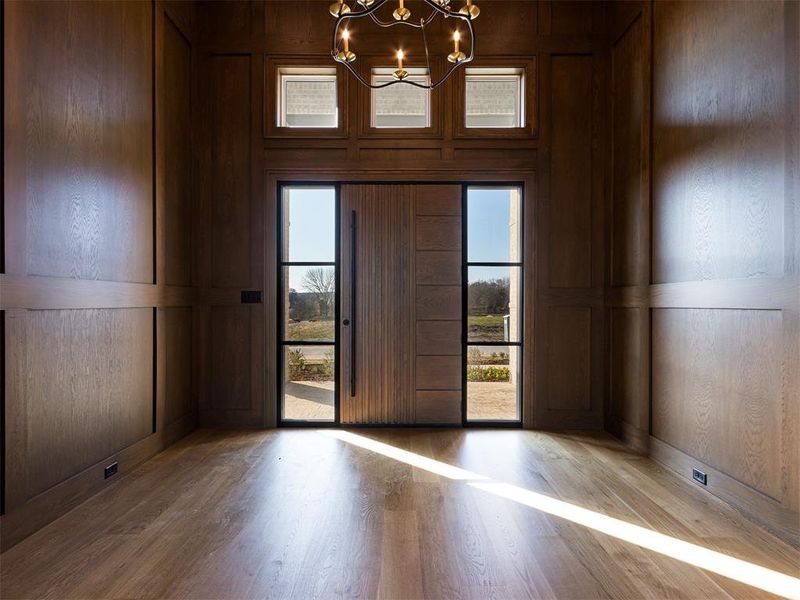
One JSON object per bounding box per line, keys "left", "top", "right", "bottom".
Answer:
{"left": 350, "top": 210, "right": 357, "bottom": 397}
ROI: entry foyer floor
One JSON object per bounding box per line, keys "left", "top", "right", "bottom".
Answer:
{"left": 1, "top": 429, "right": 798, "bottom": 599}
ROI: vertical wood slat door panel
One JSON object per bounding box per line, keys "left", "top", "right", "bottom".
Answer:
{"left": 340, "top": 185, "right": 416, "bottom": 424}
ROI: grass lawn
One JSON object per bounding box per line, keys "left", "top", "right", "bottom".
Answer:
{"left": 468, "top": 314, "right": 505, "bottom": 327}
{"left": 286, "top": 319, "right": 334, "bottom": 341}
{"left": 468, "top": 314, "right": 506, "bottom": 341}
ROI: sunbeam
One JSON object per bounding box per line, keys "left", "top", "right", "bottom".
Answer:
{"left": 321, "top": 430, "right": 800, "bottom": 600}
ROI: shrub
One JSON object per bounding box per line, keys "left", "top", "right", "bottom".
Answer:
{"left": 322, "top": 349, "right": 334, "bottom": 378}
{"left": 287, "top": 348, "right": 306, "bottom": 380}
{"left": 466, "top": 366, "right": 510, "bottom": 382}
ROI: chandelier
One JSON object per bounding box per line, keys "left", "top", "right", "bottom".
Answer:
{"left": 329, "top": 0, "right": 480, "bottom": 89}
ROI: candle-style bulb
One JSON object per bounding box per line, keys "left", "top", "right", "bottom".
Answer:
{"left": 336, "top": 27, "right": 356, "bottom": 62}
{"left": 448, "top": 30, "right": 466, "bottom": 63}
{"left": 394, "top": 49, "right": 408, "bottom": 80}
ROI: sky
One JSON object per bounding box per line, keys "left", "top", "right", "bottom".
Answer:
{"left": 284, "top": 187, "right": 520, "bottom": 290}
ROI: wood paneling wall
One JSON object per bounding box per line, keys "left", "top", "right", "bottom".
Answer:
{"left": 1, "top": 0, "right": 198, "bottom": 549}
{"left": 195, "top": 0, "right": 608, "bottom": 430}
{"left": 606, "top": 0, "right": 799, "bottom": 544}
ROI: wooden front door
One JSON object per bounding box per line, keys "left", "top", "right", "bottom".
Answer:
{"left": 339, "top": 184, "right": 463, "bottom": 424}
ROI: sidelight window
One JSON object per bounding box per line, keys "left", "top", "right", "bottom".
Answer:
{"left": 279, "top": 186, "right": 338, "bottom": 422}
{"left": 465, "top": 186, "right": 523, "bottom": 422}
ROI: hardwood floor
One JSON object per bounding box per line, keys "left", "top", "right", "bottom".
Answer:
{"left": 1, "top": 429, "right": 798, "bottom": 599}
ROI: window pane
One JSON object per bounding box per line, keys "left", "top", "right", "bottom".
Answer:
{"left": 283, "top": 187, "right": 335, "bottom": 262}
{"left": 465, "top": 68, "right": 524, "bottom": 128}
{"left": 467, "top": 345, "right": 520, "bottom": 421}
{"left": 372, "top": 68, "right": 430, "bottom": 128}
{"left": 283, "top": 345, "right": 335, "bottom": 421}
{"left": 279, "top": 68, "right": 337, "bottom": 128}
{"left": 283, "top": 266, "right": 335, "bottom": 342}
{"left": 467, "top": 187, "right": 521, "bottom": 263}
{"left": 468, "top": 266, "right": 521, "bottom": 342}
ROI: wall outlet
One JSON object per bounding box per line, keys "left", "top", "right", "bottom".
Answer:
{"left": 692, "top": 468, "right": 707, "bottom": 486}
{"left": 104, "top": 462, "right": 118, "bottom": 479}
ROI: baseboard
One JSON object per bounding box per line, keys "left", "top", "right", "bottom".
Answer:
{"left": 0, "top": 413, "right": 197, "bottom": 552}
{"left": 649, "top": 436, "right": 799, "bottom": 548}
{"left": 605, "top": 416, "right": 649, "bottom": 454}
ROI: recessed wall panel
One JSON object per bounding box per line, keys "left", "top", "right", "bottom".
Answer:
{"left": 24, "top": 308, "right": 154, "bottom": 498}
{"left": 652, "top": 308, "right": 783, "bottom": 500}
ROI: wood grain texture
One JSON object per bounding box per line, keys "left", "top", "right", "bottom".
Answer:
{"left": 545, "top": 307, "right": 591, "bottom": 412}
{"left": 416, "top": 356, "right": 462, "bottom": 391}
{"left": 611, "top": 14, "right": 645, "bottom": 287}
{"left": 415, "top": 251, "right": 461, "bottom": 286}
{"left": 414, "top": 391, "right": 462, "bottom": 424}
{"left": 5, "top": 0, "right": 153, "bottom": 283}
{"left": 210, "top": 306, "right": 252, "bottom": 411}
{"left": 208, "top": 54, "right": 252, "bottom": 288}
{"left": 606, "top": 0, "right": 798, "bottom": 542}
{"left": 416, "top": 217, "right": 461, "bottom": 251}
{"left": 416, "top": 286, "right": 461, "bottom": 320}
{"left": 340, "top": 185, "right": 416, "bottom": 424}
{"left": 414, "top": 185, "right": 462, "bottom": 216}
{"left": 549, "top": 54, "right": 594, "bottom": 289}
{"left": 415, "top": 321, "right": 461, "bottom": 356}
{"left": 610, "top": 307, "right": 643, "bottom": 430}
{"left": 2, "top": 429, "right": 798, "bottom": 599}
{"left": 652, "top": 308, "right": 783, "bottom": 500}
{"left": 9, "top": 309, "right": 154, "bottom": 501}
{"left": 1, "top": 0, "right": 198, "bottom": 550}
{"left": 163, "top": 13, "right": 193, "bottom": 287}
{"left": 651, "top": 0, "right": 785, "bottom": 284}
{"left": 165, "top": 307, "right": 194, "bottom": 426}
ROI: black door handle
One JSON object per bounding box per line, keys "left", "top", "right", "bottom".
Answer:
{"left": 350, "top": 210, "right": 357, "bottom": 397}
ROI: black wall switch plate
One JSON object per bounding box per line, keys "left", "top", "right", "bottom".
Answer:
{"left": 104, "top": 462, "right": 118, "bottom": 479}
{"left": 241, "top": 290, "right": 263, "bottom": 304}
{"left": 692, "top": 468, "right": 707, "bottom": 485}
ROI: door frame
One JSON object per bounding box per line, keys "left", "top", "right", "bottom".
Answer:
{"left": 268, "top": 170, "right": 537, "bottom": 429}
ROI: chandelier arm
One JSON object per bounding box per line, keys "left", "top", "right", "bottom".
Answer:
{"left": 367, "top": 6, "right": 439, "bottom": 28}
{"left": 332, "top": 0, "right": 476, "bottom": 89}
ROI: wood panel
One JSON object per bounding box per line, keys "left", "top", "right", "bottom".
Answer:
{"left": 549, "top": 55, "right": 594, "bottom": 289}
{"left": 210, "top": 305, "right": 252, "bottom": 411}
{"left": 415, "top": 321, "right": 461, "bottom": 356}
{"left": 165, "top": 307, "right": 194, "bottom": 426}
{"left": 609, "top": 307, "right": 643, "bottom": 430}
{"left": 606, "top": 0, "right": 799, "bottom": 543}
{"left": 4, "top": 0, "right": 153, "bottom": 283}
{"left": 6, "top": 308, "right": 154, "bottom": 502}
{"left": 651, "top": 0, "right": 785, "bottom": 284}
{"left": 415, "top": 251, "right": 461, "bottom": 286}
{"left": 652, "top": 308, "right": 784, "bottom": 500}
{"left": 208, "top": 54, "right": 252, "bottom": 288}
{"left": 416, "top": 217, "right": 461, "bottom": 251}
{"left": 611, "top": 14, "right": 645, "bottom": 287}
{"left": 163, "top": 14, "right": 193, "bottom": 287}
{"left": 545, "top": 307, "right": 591, "bottom": 412}
{"left": 416, "top": 286, "right": 461, "bottom": 320}
{"left": 2, "top": 0, "right": 198, "bottom": 550}
{"left": 416, "top": 356, "right": 461, "bottom": 391}
{"left": 340, "top": 185, "right": 416, "bottom": 424}
{"left": 414, "top": 391, "right": 461, "bottom": 424}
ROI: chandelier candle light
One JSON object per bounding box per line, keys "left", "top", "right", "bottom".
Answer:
{"left": 330, "top": 0, "right": 480, "bottom": 89}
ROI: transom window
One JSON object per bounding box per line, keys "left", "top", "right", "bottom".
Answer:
{"left": 371, "top": 68, "right": 430, "bottom": 128}
{"left": 278, "top": 67, "right": 338, "bottom": 128}
{"left": 465, "top": 67, "right": 525, "bottom": 128}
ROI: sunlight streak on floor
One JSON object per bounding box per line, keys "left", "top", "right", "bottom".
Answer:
{"left": 321, "top": 429, "right": 800, "bottom": 600}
